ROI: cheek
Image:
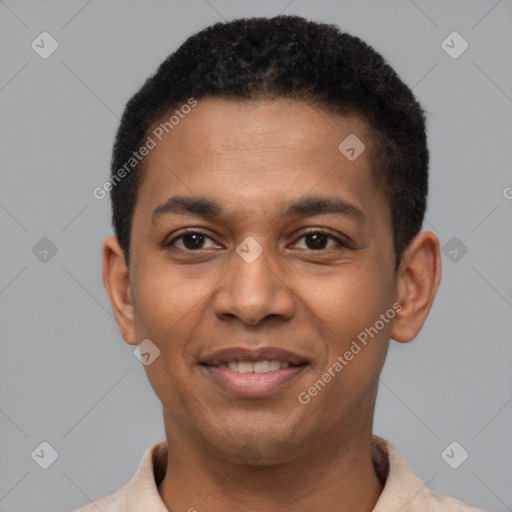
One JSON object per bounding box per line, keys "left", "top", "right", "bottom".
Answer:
{"left": 303, "top": 268, "right": 379, "bottom": 328}
{"left": 132, "top": 261, "right": 203, "bottom": 335}
{"left": 297, "top": 272, "right": 392, "bottom": 424}
{"left": 131, "top": 270, "right": 204, "bottom": 410}
{"left": 130, "top": 289, "right": 189, "bottom": 380}
{"left": 303, "top": 266, "right": 392, "bottom": 365}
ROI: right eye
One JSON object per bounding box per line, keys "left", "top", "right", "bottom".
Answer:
{"left": 164, "top": 230, "right": 220, "bottom": 251}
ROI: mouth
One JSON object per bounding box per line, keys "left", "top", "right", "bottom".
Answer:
{"left": 200, "top": 347, "right": 310, "bottom": 398}
{"left": 214, "top": 360, "right": 300, "bottom": 373}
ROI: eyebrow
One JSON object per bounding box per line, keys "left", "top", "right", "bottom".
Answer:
{"left": 151, "top": 195, "right": 367, "bottom": 224}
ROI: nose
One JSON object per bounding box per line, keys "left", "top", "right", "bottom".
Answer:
{"left": 212, "top": 244, "right": 295, "bottom": 327}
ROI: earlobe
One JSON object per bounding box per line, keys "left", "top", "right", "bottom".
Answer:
{"left": 102, "top": 236, "right": 138, "bottom": 345}
{"left": 390, "top": 231, "right": 441, "bottom": 344}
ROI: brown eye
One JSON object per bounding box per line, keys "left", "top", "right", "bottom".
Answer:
{"left": 165, "top": 230, "right": 218, "bottom": 250}
{"left": 304, "top": 233, "right": 330, "bottom": 250}
{"left": 294, "top": 230, "right": 346, "bottom": 251}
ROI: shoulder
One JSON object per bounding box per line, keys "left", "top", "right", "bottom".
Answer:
{"left": 425, "top": 488, "right": 486, "bottom": 511}
{"left": 68, "top": 441, "right": 169, "bottom": 512}
{"left": 372, "top": 435, "right": 486, "bottom": 512}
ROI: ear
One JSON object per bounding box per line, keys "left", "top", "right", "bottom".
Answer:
{"left": 391, "top": 231, "right": 442, "bottom": 343}
{"left": 102, "top": 236, "right": 137, "bottom": 345}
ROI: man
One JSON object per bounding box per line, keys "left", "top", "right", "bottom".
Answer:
{"left": 77, "top": 15, "right": 484, "bottom": 511}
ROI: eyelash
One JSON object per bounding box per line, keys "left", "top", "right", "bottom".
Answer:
{"left": 164, "top": 229, "right": 350, "bottom": 252}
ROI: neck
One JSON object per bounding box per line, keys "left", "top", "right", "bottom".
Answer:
{"left": 158, "top": 421, "right": 384, "bottom": 512}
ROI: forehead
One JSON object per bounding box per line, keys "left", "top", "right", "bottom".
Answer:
{"left": 150, "top": 98, "right": 374, "bottom": 168}
{"left": 135, "top": 97, "right": 388, "bottom": 229}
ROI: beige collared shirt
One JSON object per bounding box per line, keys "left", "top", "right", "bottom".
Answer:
{"left": 71, "top": 435, "right": 485, "bottom": 511}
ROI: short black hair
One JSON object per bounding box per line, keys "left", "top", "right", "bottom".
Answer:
{"left": 110, "top": 15, "right": 429, "bottom": 271}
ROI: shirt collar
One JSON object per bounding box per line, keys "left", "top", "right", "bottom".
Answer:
{"left": 111, "top": 435, "right": 475, "bottom": 511}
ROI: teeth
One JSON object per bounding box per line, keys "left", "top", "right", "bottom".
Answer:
{"left": 253, "top": 361, "right": 269, "bottom": 373}
{"left": 238, "top": 361, "right": 253, "bottom": 373}
{"left": 268, "top": 360, "right": 281, "bottom": 371}
{"left": 224, "top": 360, "right": 292, "bottom": 373}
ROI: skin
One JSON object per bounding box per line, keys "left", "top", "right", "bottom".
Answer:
{"left": 103, "top": 97, "right": 441, "bottom": 512}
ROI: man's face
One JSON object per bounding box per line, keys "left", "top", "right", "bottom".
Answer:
{"left": 125, "top": 98, "right": 398, "bottom": 461}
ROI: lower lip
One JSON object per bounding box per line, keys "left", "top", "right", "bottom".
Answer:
{"left": 201, "top": 364, "right": 308, "bottom": 398}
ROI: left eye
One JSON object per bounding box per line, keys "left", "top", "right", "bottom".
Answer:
{"left": 294, "top": 231, "right": 344, "bottom": 251}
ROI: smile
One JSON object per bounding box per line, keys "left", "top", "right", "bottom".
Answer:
{"left": 199, "top": 346, "right": 310, "bottom": 397}
{"left": 201, "top": 362, "right": 309, "bottom": 398}
{"left": 219, "top": 360, "right": 291, "bottom": 373}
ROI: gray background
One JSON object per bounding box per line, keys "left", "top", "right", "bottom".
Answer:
{"left": 1, "top": 0, "right": 511, "bottom": 511}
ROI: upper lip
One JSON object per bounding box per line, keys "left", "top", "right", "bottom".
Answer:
{"left": 200, "top": 347, "right": 309, "bottom": 366}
